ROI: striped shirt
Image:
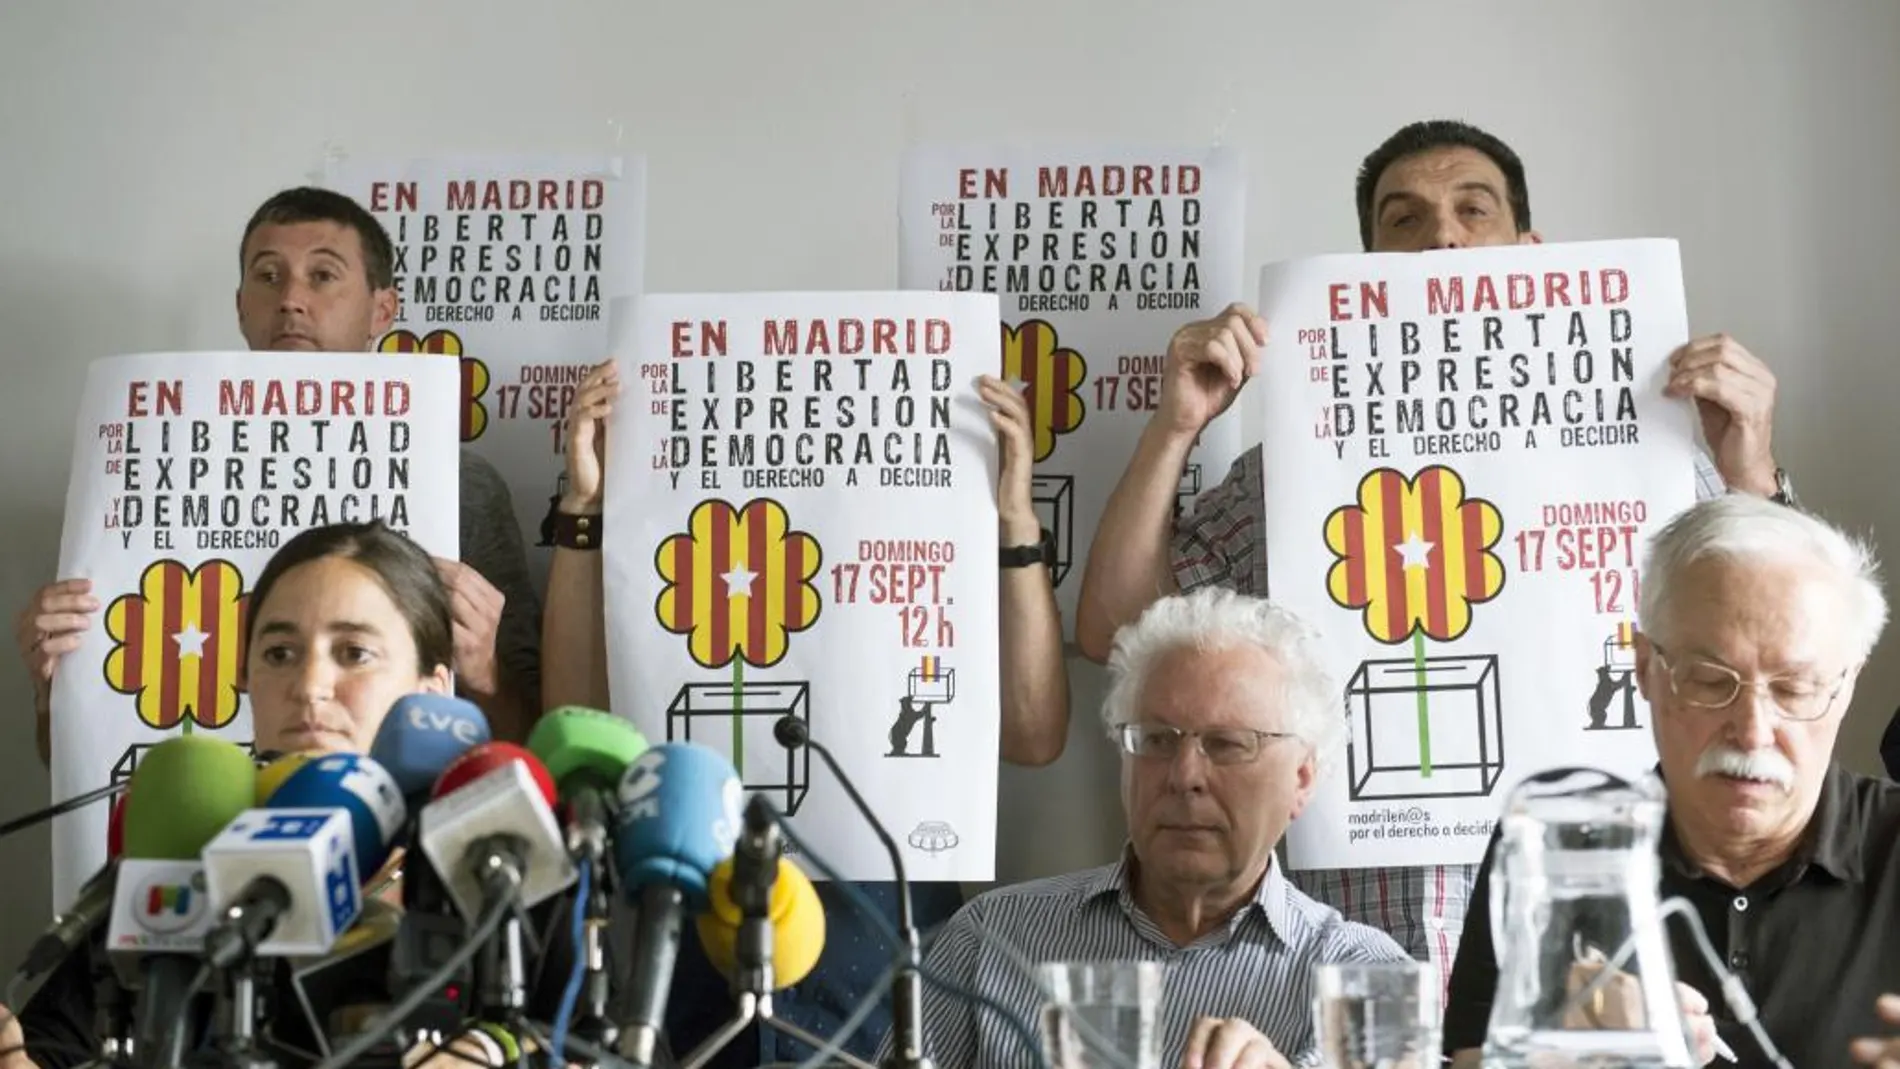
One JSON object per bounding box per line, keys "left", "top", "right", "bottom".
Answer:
{"left": 1169, "top": 443, "right": 1725, "bottom": 996}
{"left": 903, "top": 852, "right": 1409, "bottom": 1067}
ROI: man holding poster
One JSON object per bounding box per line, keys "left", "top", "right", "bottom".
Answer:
{"left": 540, "top": 293, "right": 1070, "bottom": 1064}
{"left": 17, "top": 187, "right": 543, "bottom": 755}
{"left": 1076, "top": 121, "right": 1791, "bottom": 984}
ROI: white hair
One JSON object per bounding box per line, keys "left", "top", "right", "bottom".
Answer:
{"left": 1102, "top": 587, "right": 1345, "bottom": 777}
{"left": 1637, "top": 495, "right": 1888, "bottom": 663}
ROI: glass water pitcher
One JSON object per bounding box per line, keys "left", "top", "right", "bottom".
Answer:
{"left": 1481, "top": 768, "right": 1695, "bottom": 1068}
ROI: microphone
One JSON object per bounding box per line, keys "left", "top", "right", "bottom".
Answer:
{"left": 254, "top": 751, "right": 317, "bottom": 804}
{"left": 696, "top": 855, "right": 826, "bottom": 991}
{"left": 101, "top": 736, "right": 257, "bottom": 1069}
{"left": 107, "top": 790, "right": 129, "bottom": 859}
{"left": 265, "top": 752, "right": 407, "bottom": 876}
{"left": 419, "top": 742, "right": 575, "bottom": 1017}
{"left": 370, "top": 695, "right": 491, "bottom": 1042}
{"left": 201, "top": 753, "right": 406, "bottom": 964}
{"left": 527, "top": 706, "right": 650, "bottom": 863}
{"left": 372, "top": 694, "right": 493, "bottom": 799}
{"left": 675, "top": 795, "right": 836, "bottom": 1069}
{"left": 7, "top": 859, "right": 119, "bottom": 1013}
{"left": 775, "top": 715, "right": 935, "bottom": 1069}
{"left": 612, "top": 742, "right": 743, "bottom": 1069}
{"left": 421, "top": 743, "right": 566, "bottom": 917}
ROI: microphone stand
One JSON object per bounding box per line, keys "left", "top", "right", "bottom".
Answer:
{"left": 774, "top": 717, "right": 935, "bottom": 1069}
{"left": 471, "top": 838, "right": 533, "bottom": 1029}
{"left": 678, "top": 794, "right": 880, "bottom": 1069}
{"left": 477, "top": 913, "right": 530, "bottom": 1023}
{"left": 569, "top": 862, "right": 620, "bottom": 1055}
{"left": 87, "top": 937, "right": 133, "bottom": 1069}
{"left": 190, "top": 959, "right": 277, "bottom": 1069}
{"left": 562, "top": 811, "right": 619, "bottom": 1057}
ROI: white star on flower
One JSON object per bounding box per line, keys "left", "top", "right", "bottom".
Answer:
{"left": 723, "top": 564, "right": 757, "bottom": 598}
{"left": 172, "top": 623, "right": 209, "bottom": 658}
{"left": 1395, "top": 533, "right": 1435, "bottom": 570}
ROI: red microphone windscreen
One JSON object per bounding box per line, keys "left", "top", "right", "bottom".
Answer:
{"left": 106, "top": 790, "right": 128, "bottom": 860}
{"left": 431, "top": 742, "right": 556, "bottom": 807}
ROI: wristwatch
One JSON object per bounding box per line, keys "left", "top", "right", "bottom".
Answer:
{"left": 1000, "top": 528, "right": 1056, "bottom": 569}
{"left": 1769, "top": 468, "right": 1798, "bottom": 508}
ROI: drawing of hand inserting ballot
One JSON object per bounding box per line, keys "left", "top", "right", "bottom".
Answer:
{"left": 888, "top": 656, "right": 955, "bottom": 758}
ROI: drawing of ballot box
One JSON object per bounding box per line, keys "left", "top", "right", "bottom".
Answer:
{"left": 110, "top": 738, "right": 257, "bottom": 787}
{"left": 667, "top": 681, "right": 812, "bottom": 816}
{"left": 908, "top": 657, "right": 956, "bottom": 703}
{"left": 1031, "top": 474, "right": 1075, "bottom": 586}
{"left": 1346, "top": 654, "right": 1504, "bottom": 801}
{"left": 1603, "top": 622, "right": 1638, "bottom": 668}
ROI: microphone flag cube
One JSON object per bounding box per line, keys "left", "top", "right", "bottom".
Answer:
{"left": 202, "top": 808, "right": 361, "bottom": 957}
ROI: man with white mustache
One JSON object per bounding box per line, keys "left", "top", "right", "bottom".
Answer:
{"left": 1443, "top": 494, "right": 1900, "bottom": 1068}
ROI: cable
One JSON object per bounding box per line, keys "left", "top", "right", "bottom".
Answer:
{"left": 772, "top": 821, "right": 898, "bottom": 948}
{"left": 0, "top": 781, "right": 127, "bottom": 840}
{"left": 548, "top": 857, "right": 591, "bottom": 1065}
{"left": 773, "top": 818, "right": 1050, "bottom": 1069}
{"left": 792, "top": 736, "right": 914, "bottom": 936}
{"left": 0, "top": 1039, "right": 119, "bottom": 1065}
{"left": 157, "top": 962, "right": 214, "bottom": 1068}
{"left": 786, "top": 960, "right": 901, "bottom": 1069}
{"left": 1663, "top": 899, "right": 1792, "bottom": 1069}
{"left": 522, "top": 1019, "right": 637, "bottom": 1069}
{"left": 311, "top": 888, "right": 514, "bottom": 1069}
{"left": 1556, "top": 896, "right": 1794, "bottom": 1069}
{"left": 965, "top": 918, "right": 1141, "bottom": 1069}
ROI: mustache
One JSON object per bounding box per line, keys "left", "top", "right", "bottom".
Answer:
{"left": 1694, "top": 745, "right": 1795, "bottom": 789}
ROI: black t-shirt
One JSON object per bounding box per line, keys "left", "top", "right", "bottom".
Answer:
{"left": 1442, "top": 763, "right": 1900, "bottom": 1068}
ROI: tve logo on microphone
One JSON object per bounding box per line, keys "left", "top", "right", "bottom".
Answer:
{"left": 405, "top": 702, "right": 486, "bottom": 745}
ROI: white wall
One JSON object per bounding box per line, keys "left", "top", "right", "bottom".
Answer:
{"left": 2, "top": 0, "right": 1898, "bottom": 972}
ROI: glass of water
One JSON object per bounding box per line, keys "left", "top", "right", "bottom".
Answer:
{"left": 1313, "top": 961, "right": 1440, "bottom": 1069}
{"left": 1037, "top": 960, "right": 1165, "bottom": 1069}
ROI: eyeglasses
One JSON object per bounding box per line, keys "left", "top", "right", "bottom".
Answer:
{"left": 1651, "top": 643, "right": 1850, "bottom": 723}
{"left": 1113, "top": 723, "right": 1298, "bottom": 765}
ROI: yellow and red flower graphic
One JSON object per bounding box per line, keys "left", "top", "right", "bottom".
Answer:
{"left": 1324, "top": 467, "right": 1505, "bottom": 644}
{"left": 655, "top": 499, "right": 823, "bottom": 669}
{"left": 103, "top": 559, "right": 249, "bottom": 730}
{"left": 380, "top": 328, "right": 490, "bottom": 441}
{"left": 1001, "top": 319, "right": 1087, "bottom": 461}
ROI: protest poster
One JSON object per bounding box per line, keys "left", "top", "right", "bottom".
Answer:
{"left": 51, "top": 352, "right": 460, "bottom": 905}
{"left": 1261, "top": 240, "right": 1699, "bottom": 869}
{"left": 326, "top": 155, "right": 646, "bottom": 588}
{"left": 603, "top": 292, "right": 1003, "bottom": 881}
{"left": 900, "top": 148, "right": 1245, "bottom": 633}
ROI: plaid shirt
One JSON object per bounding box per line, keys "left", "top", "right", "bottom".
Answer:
{"left": 1169, "top": 444, "right": 1726, "bottom": 989}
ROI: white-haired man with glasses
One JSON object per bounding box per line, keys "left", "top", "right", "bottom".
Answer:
{"left": 896, "top": 587, "right": 1407, "bottom": 1069}
{"left": 1444, "top": 494, "right": 1900, "bottom": 1068}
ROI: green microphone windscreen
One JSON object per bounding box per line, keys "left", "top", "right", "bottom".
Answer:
{"left": 121, "top": 736, "right": 258, "bottom": 860}
{"left": 526, "top": 706, "right": 650, "bottom": 792}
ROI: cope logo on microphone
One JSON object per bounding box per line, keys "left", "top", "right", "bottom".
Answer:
{"left": 132, "top": 871, "right": 209, "bottom": 934}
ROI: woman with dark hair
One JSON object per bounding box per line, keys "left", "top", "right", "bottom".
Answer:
{"left": 242, "top": 520, "right": 454, "bottom": 753}
{"left": 7, "top": 523, "right": 505, "bottom": 1069}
